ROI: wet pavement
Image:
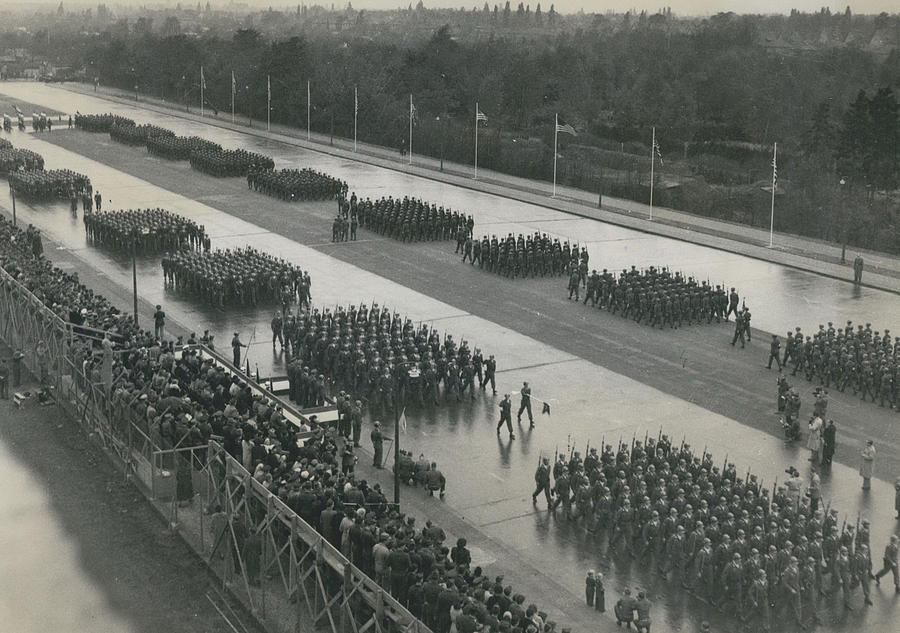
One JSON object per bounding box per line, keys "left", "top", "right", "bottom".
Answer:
{"left": 0, "top": 434, "right": 136, "bottom": 633}
{"left": 1, "top": 83, "right": 900, "bottom": 633}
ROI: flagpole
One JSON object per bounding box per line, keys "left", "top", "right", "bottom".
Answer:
{"left": 199, "top": 65, "right": 204, "bottom": 118}
{"left": 474, "top": 101, "right": 479, "bottom": 180}
{"left": 353, "top": 85, "right": 358, "bottom": 153}
{"left": 231, "top": 71, "right": 235, "bottom": 124}
{"left": 552, "top": 113, "right": 559, "bottom": 198}
{"left": 266, "top": 75, "right": 271, "bottom": 132}
{"left": 649, "top": 126, "right": 655, "bottom": 222}
{"left": 769, "top": 142, "right": 777, "bottom": 248}
{"left": 307, "top": 80, "right": 311, "bottom": 141}
{"left": 408, "top": 94, "right": 413, "bottom": 166}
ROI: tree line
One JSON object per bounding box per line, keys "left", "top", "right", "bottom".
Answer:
{"left": 6, "top": 10, "right": 898, "bottom": 252}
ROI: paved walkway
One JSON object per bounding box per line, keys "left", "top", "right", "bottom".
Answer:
{"left": 56, "top": 81, "right": 900, "bottom": 294}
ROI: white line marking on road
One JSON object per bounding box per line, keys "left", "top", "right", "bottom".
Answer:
{"left": 489, "top": 472, "right": 505, "bottom": 482}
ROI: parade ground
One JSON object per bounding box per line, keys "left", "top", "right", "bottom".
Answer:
{"left": 1, "top": 81, "right": 899, "bottom": 633}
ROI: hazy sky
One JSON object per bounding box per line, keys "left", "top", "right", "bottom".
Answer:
{"left": 281, "top": 0, "right": 897, "bottom": 16}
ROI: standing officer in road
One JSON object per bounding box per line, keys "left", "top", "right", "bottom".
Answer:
{"left": 497, "top": 393, "right": 514, "bottom": 439}
{"left": 371, "top": 421, "right": 384, "bottom": 468}
{"left": 517, "top": 381, "right": 534, "bottom": 428}
{"left": 231, "top": 332, "right": 246, "bottom": 367}
{"left": 853, "top": 255, "right": 864, "bottom": 284}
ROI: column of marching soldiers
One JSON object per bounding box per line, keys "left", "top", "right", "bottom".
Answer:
{"left": 531, "top": 435, "right": 899, "bottom": 631}
{"left": 1, "top": 137, "right": 91, "bottom": 201}
{"left": 277, "top": 304, "right": 497, "bottom": 414}
{"left": 779, "top": 322, "right": 899, "bottom": 410}
{"left": 330, "top": 192, "right": 473, "bottom": 243}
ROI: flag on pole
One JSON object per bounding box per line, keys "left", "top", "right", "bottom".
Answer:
{"left": 476, "top": 106, "right": 488, "bottom": 123}
{"left": 410, "top": 99, "right": 417, "bottom": 125}
{"left": 555, "top": 120, "right": 577, "bottom": 136}
{"left": 231, "top": 71, "right": 236, "bottom": 96}
{"left": 398, "top": 408, "right": 408, "bottom": 434}
{"left": 653, "top": 136, "right": 664, "bottom": 166}
{"left": 354, "top": 87, "right": 358, "bottom": 116}
{"left": 772, "top": 151, "right": 777, "bottom": 189}
{"left": 267, "top": 75, "right": 271, "bottom": 102}
{"left": 200, "top": 66, "right": 206, "bottom": 91}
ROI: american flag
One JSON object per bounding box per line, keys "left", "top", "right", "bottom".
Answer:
{"left": 231, "top": 71, "right": 236, "bottom": 96}
{"left": 653, "top": 137, "right": 664, "bottom": 166}
{"left": 200, "top": 66, "right": 206, "bottom": 91}
{"left": 476, "top": 107, "right": 488, "bottom": 123}
{"left": 410, "top": 98, "right": 417, "bottom": 125}
{"left": 555, "top": 120, "right": 577, "bottom": 136}
{"left": 354, "top": 87, "right": 358, "bottom": 116}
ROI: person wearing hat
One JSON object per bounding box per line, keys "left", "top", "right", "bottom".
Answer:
{"left": 584, "top": 570, "right": 597, "bottom": 607}
{"left": 517, "top": 381, "right": 534, "bottom": 428}
{"left": 153, "top": 304, "right": 166, "bottom": 340}
{"left": 371, "top": 421, "right": 384, "bottom": 468}
{"left": 859, "top": 440, "right": 876, "bottom": 490}
{"left": 634, "top": 591, "right": 651, "bottom": 633}
{"left": 231, "top": 332, "right": 245, "bottom": 367}
{"left": 874, "top": 534, "right": 899, "bottom": 591}
{"left": 614, "top": 588, "right": 636, "bottom": 628}
{"left": 532, "top": 457, "right": 552, "bottom": 507}
{"left": 0, "top": 358, "right": 9, "bottom": 399}
{"left": 497, "top": 393, "right": 514, "bottom": 440}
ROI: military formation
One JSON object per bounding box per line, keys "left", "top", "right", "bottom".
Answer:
{"left": 84, "top": 208, "right": 209, "bottom": 254}
{"left": 282, "top": 303, "right": 496, "bottom": 415}
{"left": 532, "top": 434, "right": 893, "bottom": 630}
{"left": 161, "top": 246, "right": 309, "bottom": 308}
{"left": 566, "top": 266, "right": 742, "bottom": 329}
{"left": 0, "top": 146, "right": 44, "bottom": 174}
{"left": 344, "top": 194, "right": 473, "bottom": 242}
{"left": 463, "top": 232, "right": 586, "bottom": 278}
{"left": 9, "top": 168, "right": 91, "bottom": 200}
{"left": 248, "top": 167, "right": 347, "bottom": 202}
{"left": 189, "top": 147, "right": 275, "bottom": 177}
{"left": 109, "top": 122, "right": 176, "bottom": 146}
{"left": 780, "top": 321, "right": 899, "bottom": 409}
{"left": 74, "top": 112, "right": 136, "bottom": 132}
{"left": 147, "top": 135, "right": 222, "bottom": 161}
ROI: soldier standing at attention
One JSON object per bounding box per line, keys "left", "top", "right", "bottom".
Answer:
{"left": 231, "top": 332, "right": 245, "bottom": 367}
{"left": 271, "top": 311, "right": 283, "bottom": 349}
{"left": 517, "top": 381, "right": 534, "bottom": 428}
{"left": 853, "top": 254, "right": 864, "bottom": 284}
{"left": 497, "top": 393, "right": 514, "bottom": 439}
{"left": 371, "top": 421, "right": 384, "bottom": 468}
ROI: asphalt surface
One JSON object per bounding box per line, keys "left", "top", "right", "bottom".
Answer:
{"left": 1, "top": 84, "right": 900, "bottom": 633}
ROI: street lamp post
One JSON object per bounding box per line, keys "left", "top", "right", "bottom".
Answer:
{"left": 131, "top": 233, "right": 139, "bottom": 327}
{"left": 839, "top": 177, "right": 847, "bottom": 263}
{"left": 392, "top": 361, "right": 417, "bottom": 505}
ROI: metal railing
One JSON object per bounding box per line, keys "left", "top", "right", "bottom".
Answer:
{"left": 0, "top": 263, "right": 433, "bottom": 633}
